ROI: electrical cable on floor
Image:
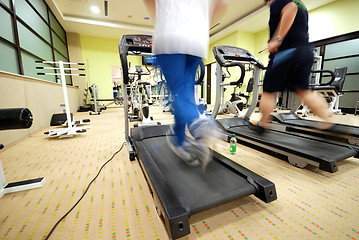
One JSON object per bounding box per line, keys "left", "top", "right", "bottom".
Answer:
{"left": 44, "top": 142, "right": 126, "bottom": 240}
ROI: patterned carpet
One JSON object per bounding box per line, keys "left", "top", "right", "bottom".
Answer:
{"left": 0, "top": 107, "right": 358, "bottom": 240}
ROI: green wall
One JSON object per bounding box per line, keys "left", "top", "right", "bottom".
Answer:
{"left": 206, "top": 31, "right": 238, "bottom": 64}
{"left": 80, "top": 35, "right": 142, "bottom": 100}
{"left": 308, "top": 0, "right": 359, "bottom": 42}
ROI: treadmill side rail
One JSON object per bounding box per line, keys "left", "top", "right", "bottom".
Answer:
{"left": 212, "top": 151, "right": 277, "bottom": 203}
{"left": 126, "top": 136, "right": 136, "bottom": 161}
{"left": 134, "top": 140, "right": 190, "bottom": 239}
{"left": 216, "top": 118, "right": 358, "bottom": 173}
{"left": 319, "top": 161, "right": 338, "bottom": 173}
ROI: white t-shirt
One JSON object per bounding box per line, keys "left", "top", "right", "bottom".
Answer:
{"left": 152, "top": 0, "right": 210, "bottom": 59}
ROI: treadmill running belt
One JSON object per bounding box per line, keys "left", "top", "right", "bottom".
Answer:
{"left": 141, "top": 136, "right": 257, "bottom": 215}
{"left": 283, "top": 119, "right": 359, "bottom": 136}
{"left": 217, "top": 118, "right": 358, "bottom": 172}
{"left": 131, "top": 124, "right": 276, "bottom": 239}
{"left": 230, "top": 126, "right": 355, "bottom": 162}
{"left": 272, "top": 113, "right": 359, "bottom": 137}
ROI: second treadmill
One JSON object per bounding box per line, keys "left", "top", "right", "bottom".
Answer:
{"left": 212, "top": 45, "right": 359, "bottom": 173}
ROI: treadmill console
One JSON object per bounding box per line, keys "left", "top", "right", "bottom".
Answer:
{"left": 119, "top": 34, "right": 153, "bottom": 54}
{"left": 213, "top": 45, "right": 265, "bottom": 69}
{"left": 119, "top": 35, "right": 153, "bottom": 84}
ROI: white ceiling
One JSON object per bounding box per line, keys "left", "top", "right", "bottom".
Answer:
{"left": 44, "top": 0, "right": 336, "bottom": 42}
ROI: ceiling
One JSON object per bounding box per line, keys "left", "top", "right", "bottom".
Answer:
{"left": 44, "top": 0, "right": 336, "bottom": 43}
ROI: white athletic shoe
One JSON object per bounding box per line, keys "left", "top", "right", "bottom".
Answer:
{"left": 166, "top": 130, "right": 200, "bottom": 167}
{"left": 189, "top": 117, "right": 221, "bottom": 146}
{"left": 188, "top": 117, "right": 220, "bottom": 170}
{"left": 191, "top": 140, "right": 212, "bottom": 171}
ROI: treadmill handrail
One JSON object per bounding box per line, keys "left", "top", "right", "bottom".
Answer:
{"left": 223, "top": 62, "right": 246, "bottom": 86}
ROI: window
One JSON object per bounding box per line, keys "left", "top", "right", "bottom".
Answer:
{"left": 312, "top": 31, "right": 359, "bottom": 109}
{"left": 0, "top": 0, "right": 71, "bottom": 84}
{"left": 0, "top": 0, "right": 11, "bottom": 9}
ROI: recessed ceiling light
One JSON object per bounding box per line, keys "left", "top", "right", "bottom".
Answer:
{"left": 91, "top": 5, "right": 100, "bottom": 14}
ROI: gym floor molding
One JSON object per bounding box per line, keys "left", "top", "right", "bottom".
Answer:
{"left": 0, "top": 107, "right": 358, "bottom": 240}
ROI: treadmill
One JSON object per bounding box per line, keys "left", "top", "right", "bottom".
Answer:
{"left": 271, "top": 112, "right": 359, "bottom": 146}
{"left": 271, "top": 67, "right": 359, "bottom": 147}
{"left": 119, "top": 35, "right": 277, "bottom": 239}
{"left": 212, "top": 45, "right": 359, "bottom": 173}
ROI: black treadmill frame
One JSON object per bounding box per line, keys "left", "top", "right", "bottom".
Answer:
{"left": 271, "top": 112, "right": 359, "bottom": 147}
{"left": 131, "top": 125, "right": 277, "bottom": 239}
{"left": 119, "top": 35, "right": 277, "bottom": 239}
{"left": 211, "top": 45, "right": 358, "bottom": 173}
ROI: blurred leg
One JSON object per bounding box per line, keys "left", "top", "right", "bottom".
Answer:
{"left": 156, "top": 54, "right": 200, "bottom": 145}
{"left": 296, "top": 89, "right": 333, "bottom": 126}
{"left": 259, "top": 91, "right": 276, "bottom": 128}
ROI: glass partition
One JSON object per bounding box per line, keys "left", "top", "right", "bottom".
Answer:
{"left": 0, "top": 41, "right": 20, "bottom": 74}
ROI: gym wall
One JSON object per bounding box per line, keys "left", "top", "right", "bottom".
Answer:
{"left": 0, "top": 71, "right": 80, "bottom": 146}
{"left": 308, "top": 0, "right": 359, "bottom": 42}
{"left": 0, "top": 0, "right": 81, "bottom": 146}
{"left": 67, "top": 32, "right": 87, "bottom": 106}
{"left": 80, "top": 35, "right": 143, "bottom": 102}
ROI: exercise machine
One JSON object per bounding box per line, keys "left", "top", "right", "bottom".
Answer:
{"left": 119, "top": 35, "right": 277, "bottom": 239}
{"left": 0, "top": 108, "right": 45, "bottom": 198}
{"left": 239, "top": 77, "right": 254, "bottom": 108}
{"left": 311, "top": 67, "right": 347, "bottom": 115}
{"left": 217, "top": 66, "right": 245, "bottom": 117}
{"left": 271, "top": 112, "right": 359, "bottom": 146}
{"left": 272, "top": 67, "right": 359, "bottom": 146}
{"left": 50, "top": 104, "right": 90, "bottom": 126}
{"left": 297, "top": 67, "right": 348, "bottom": 116}
{"left": 127, "top": 65, "right": 158, "bottom": 126}
{"left": 36, "top": 60, "right": 91, "bottom": 138}
{"left": 212, "top": 45, "right": 359, "bottom": 173}
{"left": 89, "top": 83, "right": 124, "bottom": 115}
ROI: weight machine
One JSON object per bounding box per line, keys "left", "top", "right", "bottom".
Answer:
{"left": 0, "top": 108, "right": 45, "bottom": 198}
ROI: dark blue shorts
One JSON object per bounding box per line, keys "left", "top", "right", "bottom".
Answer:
{"left": 263, "top": 45, "right": 314, "bottom": 93}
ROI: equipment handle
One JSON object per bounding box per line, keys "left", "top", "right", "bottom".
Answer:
{"left": 220, "top": 62, "right": 246, "bottom": 86}
{"left": 0, "top": 108, "right": 33, "bottom": 131}
{"left": 120, "top": 48, "right": 130, "bottom": 85}
{"left": 311, "top": 70, "right": 335, "bottom": 86}
{"left": 194, "top": 61, "right": 205, "bottom": 85}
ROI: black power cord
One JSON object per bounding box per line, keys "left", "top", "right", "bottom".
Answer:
{"left": 44, "top": 142, "right": 126, "bottom": 240}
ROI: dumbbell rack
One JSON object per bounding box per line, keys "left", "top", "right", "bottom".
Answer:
{"left": 36, "top": 60, "right": 91, "bottom": 138}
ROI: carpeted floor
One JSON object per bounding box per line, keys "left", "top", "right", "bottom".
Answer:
{"left": 0, "top": 107, "right": 358, "bottom": 240}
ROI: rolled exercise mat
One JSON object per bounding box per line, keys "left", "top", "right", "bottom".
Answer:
{"left": 0, "top": 108, "right": 33, "bottom": 130}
